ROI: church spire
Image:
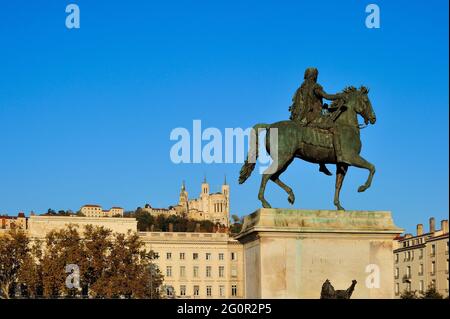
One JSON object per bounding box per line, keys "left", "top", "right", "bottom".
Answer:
{"left": 224, "top": 174, "right": 227, "bottom": 185}
{"left": 181, "top": 180, "right": 186, "bottom": 192}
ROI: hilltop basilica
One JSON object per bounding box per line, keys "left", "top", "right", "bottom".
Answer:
{"left": 142, "top": 178, "right": 230, "bottom": 227}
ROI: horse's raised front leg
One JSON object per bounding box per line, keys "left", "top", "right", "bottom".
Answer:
{"left": 257, "top": 154, "right": 294, "bottom": 208}
{"left": 271, "top": 176, "right": 295, "bottom": 205}
{"left": 346, "top": 155, "right": 375, "bottom": 192}
{"left": 333, "top": 163, "right": 348, "bottom": 210}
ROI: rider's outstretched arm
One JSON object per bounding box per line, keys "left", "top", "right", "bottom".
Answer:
{"left": 315, "top": 87, "right": 343, "bottom": 101}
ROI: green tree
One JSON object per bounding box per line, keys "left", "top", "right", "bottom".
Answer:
{"left": 231, "top": 214, "right": 240, "bottom": 224}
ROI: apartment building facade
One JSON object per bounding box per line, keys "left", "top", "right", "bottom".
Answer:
{"left": 393, "top": 217, "right": 449, "bottom": 298}
{"left": 140, "top": 231, "right": 244, "bottom": 299}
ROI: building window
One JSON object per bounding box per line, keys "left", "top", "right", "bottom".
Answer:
{"left": 180, "top": 252, "right": 185, "bottom": 260}
{"left": 231, "top": 267, "right": 237, "bottom": 278}
{"left": 166, "top": 252, "right": 172, "bottom": 260}
{"left": 166, "top": 266, "right": 172, "bottom": 277}
{"left": 431, "top": 261, "right": 436, "bottom": 275}
{"left": 395, "top": 254, "right": 399, "bottom": 263}
{"left": 206, "top": 286, "right": 212, "bottom": 297}
{"left": 219, "top": 285, "right": 225, "bottom": 297}
{"left": 194, "top": 285, "right": 200, "bottom": 296}
{"left": 180, "top": 266, "right": 186, "bottom": 277}
{"left": 394, "top": 268, "right": 399, "bottom": 279}
{"left": 231, "top": 252, "right": 237, "bottom": 261}
{"left": 166, "top": 286, "right": 174, "bottom": 297}
{"left": 419, "top": 249, "right": 424, "bottom": 259}
{"left": 407, "top": 251, "right": 411, "bottom": 261}
{"left": 219, "top": 253, "right": 224, "bottom": 260}
{"left": 406, "top": 266, "right": 411, "bottom": 278}
{"left": 406, "top": 282, "right": 411, "bottom": 292}
{"left": 206, "top": 253, "right": 211, "bottom": 260}
{"left": 193, "top": 253, "right": 198, "bottom": 260}
{"left": 431, "top": 244, "right": 436, "bottom": 257}
{"left": 193, "top": 266, "right": 199, "bottom": 278}
{"left": 419, "top": 280, "right": 424, "bottom": 293}
{"left": 180, "top": 285, "right": 186, "bottom": 296}
{"left": 231, "top": 285, "right": 237, "bottom": 297}
{"left": 395, "top": 283, "right": 400, "bottom": 295}
{"left": 431, "top": 279, "right": 436, "bottom": 289}
{"left": 419, "top": 263, "right": 424, "bottom": 276}
{"left": 219, "top": 266, "right": 225, "bottom": 278}
{"left": 206, "top": 266, "right": 212, "bottom": 277}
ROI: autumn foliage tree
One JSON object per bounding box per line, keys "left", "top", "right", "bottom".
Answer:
{"left": 0, "top": 229, "right": 30, "bottom": 298}
{"left": 0, "top": 225, "right": 163, "bottom": 299}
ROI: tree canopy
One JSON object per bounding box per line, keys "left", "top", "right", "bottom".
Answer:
{"left": 0, "top": 226, "right": 163, "bottom": 299}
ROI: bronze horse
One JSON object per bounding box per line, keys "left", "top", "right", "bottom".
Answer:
{"left": 239, "top": 86, "right": 376, "bottom": 210}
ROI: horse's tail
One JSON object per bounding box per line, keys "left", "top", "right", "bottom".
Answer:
{"left": 238, "top": 123, "right": 270, "bottom": 184}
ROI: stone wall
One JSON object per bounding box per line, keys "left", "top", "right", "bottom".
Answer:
{"left": 27, "top": 215, "right": 137, "bottom": 239}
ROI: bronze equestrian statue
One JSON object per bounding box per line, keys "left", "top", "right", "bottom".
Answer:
{"left": 239, "top": 68, "right": 377, "bottom": 210}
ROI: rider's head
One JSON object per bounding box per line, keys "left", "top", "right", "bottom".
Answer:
{"left": 304, "top": 67, "right": 318, "bottom": 82}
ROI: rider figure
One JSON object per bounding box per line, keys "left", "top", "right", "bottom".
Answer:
{"left": 289, "top": 67, "right": 345, "bottom": 175}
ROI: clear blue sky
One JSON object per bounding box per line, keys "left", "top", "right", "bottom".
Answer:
{"left": 0, "top": 1, "right": 448, "bottom": 234}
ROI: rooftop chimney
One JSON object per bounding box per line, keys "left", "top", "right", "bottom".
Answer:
{"left": 441, "top": 220, "right": 448, "bottom": 234}
{"left": 429, "top": 217, "right": 436, "bottom": 233}
{"left": 417, "top": 224, "right": 423, "bottom": 236}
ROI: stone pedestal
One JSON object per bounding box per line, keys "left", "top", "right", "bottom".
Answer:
{"left": 235, "top": 209, "right": 403, "bottom": 299}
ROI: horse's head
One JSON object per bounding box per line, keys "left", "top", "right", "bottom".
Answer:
{"left": 357, "top": 86, "right": 376, "bottom": 125}
{"left": 341, "top": 86, "right": 376, "bottom": 125}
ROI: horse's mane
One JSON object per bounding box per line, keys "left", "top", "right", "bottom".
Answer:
{"left": 329, "top": 86, "right": 369, "bottom": 109}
